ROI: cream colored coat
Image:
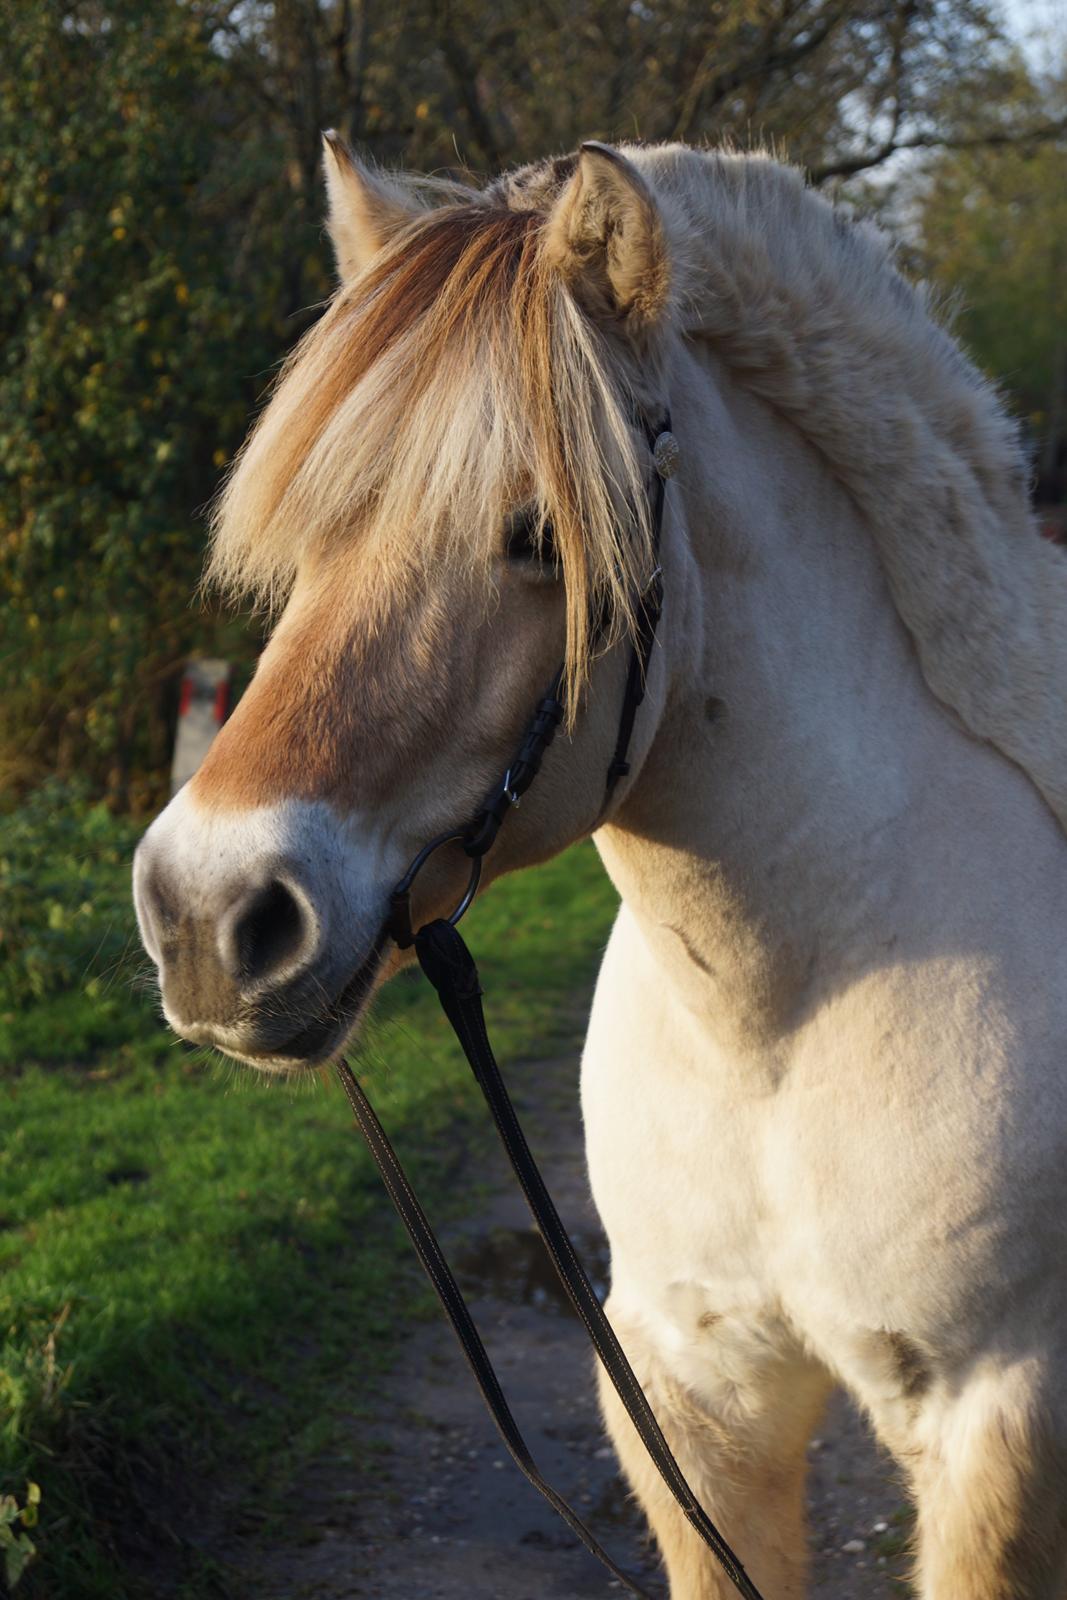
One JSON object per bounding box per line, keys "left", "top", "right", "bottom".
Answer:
{"left": 135, "top": 140, "right": 1067, "bottom": 1598}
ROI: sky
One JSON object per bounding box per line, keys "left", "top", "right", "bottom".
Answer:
{"left": 999, "top": 0, "right": 1067, "bottom": 71}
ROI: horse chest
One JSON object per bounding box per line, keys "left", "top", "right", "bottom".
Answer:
{"left": 584, "top": 900, "right": 1067, "bottom": 1365}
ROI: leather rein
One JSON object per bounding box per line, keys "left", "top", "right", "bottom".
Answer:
{"left": 335, "top": 413, "right": 767, "bottom": 1600}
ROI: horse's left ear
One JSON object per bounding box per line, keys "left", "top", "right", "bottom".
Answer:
{"left": 322, "top": 131, "right": 419, "bottom": 284}
{"left": 544, "top": 143, "right": 670, "bottom": 328}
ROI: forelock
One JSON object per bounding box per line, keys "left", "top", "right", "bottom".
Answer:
{"left": 208, "top": 193, "right": 654, "bottom": 716}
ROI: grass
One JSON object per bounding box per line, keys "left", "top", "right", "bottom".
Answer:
{"left": 0, "top": 807, "right": 618, "bottom": 1599}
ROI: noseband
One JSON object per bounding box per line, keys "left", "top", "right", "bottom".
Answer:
{"left": 336, "top": 414, "right": 768, "bottom": 1600}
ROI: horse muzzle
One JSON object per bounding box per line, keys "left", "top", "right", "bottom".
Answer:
{"left": 132, "top": 789, "right": 392, "bottom": 1069}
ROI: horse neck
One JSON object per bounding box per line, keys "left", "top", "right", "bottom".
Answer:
{"left": 596, "top": 345, "right": 983, "bottom": 1052}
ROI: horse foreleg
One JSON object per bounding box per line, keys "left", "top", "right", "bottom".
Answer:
{"left": 905, "top": 1363, "right": 1067, "bottom": 1600}
{"left": 597, "top": 1295, "right": 830, "bottom": 1600}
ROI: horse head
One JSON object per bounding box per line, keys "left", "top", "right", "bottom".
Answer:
{"left": 134, "top": 139, "right": 678, "bottom": 1069}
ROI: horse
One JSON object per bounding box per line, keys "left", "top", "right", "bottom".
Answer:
{"left": 133, "top": 136, "right": 1067, "bottom": 1598}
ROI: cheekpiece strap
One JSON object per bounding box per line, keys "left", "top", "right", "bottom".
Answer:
{"left": 463, "top": 672, "right": 566, "bottom": 859}
{"left": 600, "top": 409, "right": 674, "bottom": 807}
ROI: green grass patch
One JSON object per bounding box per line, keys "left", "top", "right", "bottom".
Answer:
{"left": 0, "top": 781, "right": 144, "bottom": 1022}
{"left": 0, "top": 797, "right": 618, "bottom": 1598}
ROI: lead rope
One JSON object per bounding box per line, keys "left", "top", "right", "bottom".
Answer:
{"left": 334, "top": 412, "right": 768, "bottom": 1599}
{"left": 334, "top": 921, "right": 765, "bottom": 1600}
{"left": 335, "top": 1058, "right": 660, "bottom": 1599}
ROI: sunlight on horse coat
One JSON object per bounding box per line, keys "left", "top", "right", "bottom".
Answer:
{"left": 135, "top": 138, "right": 1067, "bottom": 1599}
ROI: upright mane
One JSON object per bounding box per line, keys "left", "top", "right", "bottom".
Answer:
{"left": 210, "top": 200, "right": 656, "bottom": 715}
{"left": 614, "top": 144, "right": 1067, "bottom": 836}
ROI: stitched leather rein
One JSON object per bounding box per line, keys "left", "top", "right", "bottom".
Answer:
{"left": 334, "top": 414, "right": 767, "bottom": 1600}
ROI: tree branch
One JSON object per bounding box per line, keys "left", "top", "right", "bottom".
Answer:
{"left": 810, "top": 115, "right": 1067, "bottom": 182}
{"left": 674, "top": 0, "right": 854, "bottom": 142}
{"left": 430, "top": 0, "right": 502, "bottom": 168}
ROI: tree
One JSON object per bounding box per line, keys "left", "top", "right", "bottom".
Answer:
{"left": 910, "top": 65, "right": 1067, "bottom": 504}
{"left": 203, "top": 0, "right": 1067, "bottom": 220}
{"left": 0, "top": 2, "right": 300, "bottom": 804}
{"left": 2, "top": 0, "right": 1063, "bottom": 805}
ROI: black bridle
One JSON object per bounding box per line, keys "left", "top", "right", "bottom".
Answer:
{"left": 336, "top": 413, "right": 768, "bottom": 1600}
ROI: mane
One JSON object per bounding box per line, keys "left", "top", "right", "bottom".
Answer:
{"left": 615, "top": 144, "right": 1067, "bottom": 835}
{"left": 215, "top": 141, "right": 1067, "bottom": 831}
{"left": 209, "top": 203, "right": 654, "bottom": 716}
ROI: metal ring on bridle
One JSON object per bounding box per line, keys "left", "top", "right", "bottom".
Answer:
{"left": 388, "top": 828, "right": 484, "bottom": 949}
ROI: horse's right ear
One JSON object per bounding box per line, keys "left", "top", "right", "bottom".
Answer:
{"left": 543, "top": 143, "right": 670, "bottom": 329}
{"left": 321, "top": 132, "right": 418, "bottom": 284}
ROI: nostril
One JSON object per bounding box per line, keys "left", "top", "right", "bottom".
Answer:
{"left": 228, "top": 880, "right": 315, "bottom": 987}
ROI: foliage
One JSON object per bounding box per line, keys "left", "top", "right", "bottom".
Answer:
{"left": 0, "top": 781, "right": 142, "bottom": 1020}
{"left": 0, "top": 836, "right": 617, "bottom": 1596}
{"left": 217, "top": 0, "right": 1039, "bottom": 183}
{"left": 910, "top": 69, "right": 1067, "bottom": 498}
{"left": 0, "top": 2, "right": 282, "bottom": 805}
{"left": 1, "top": 0, "right": 1061, "bottom": 804}
{"left": 0, "top": 1482, "right": 40, "bottom": 1590}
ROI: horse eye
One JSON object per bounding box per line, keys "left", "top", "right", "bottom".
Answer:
{"left": 504, "top": 505, "right": 558, "bottom": 570}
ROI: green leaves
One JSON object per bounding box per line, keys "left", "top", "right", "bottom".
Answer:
{"left": 912, "top": 69, "right": 1067, "bottom": 491}
{"left": 0, "top": 1, "right": 275, "bottom": 806}
{"left": 0, "top": 1482, "right": 40, "bottom": 1589}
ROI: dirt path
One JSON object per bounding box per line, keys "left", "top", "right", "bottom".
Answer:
{"left": 230, "top": 1051, "right": 912, "bottom": 1599}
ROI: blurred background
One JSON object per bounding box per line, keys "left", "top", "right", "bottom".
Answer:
{"left": 0, "top": 3, "right": 1064, "bottom": 1595}
{"left": 2, "top": 0, "right": 1065, "bottom": 815}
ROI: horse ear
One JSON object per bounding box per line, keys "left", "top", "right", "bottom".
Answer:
{"left": 321, "top": 131, "right": 418, "bottom": 283}
{"left": 544, "top": 142, "right": 670, "bottom": 327}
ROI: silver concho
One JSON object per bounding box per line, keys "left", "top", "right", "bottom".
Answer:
{"left": 652, "top": 430, "right": 681, "bottom": 480}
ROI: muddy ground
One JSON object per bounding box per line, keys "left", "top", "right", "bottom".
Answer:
{"left": 223, "top": 1050, "right": 913, "bottom": 1599}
